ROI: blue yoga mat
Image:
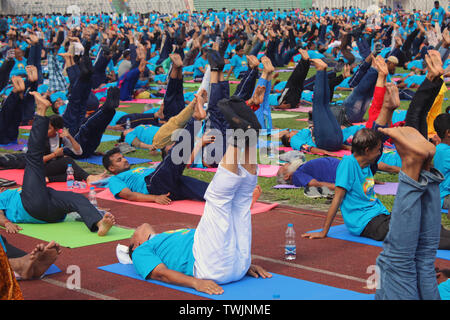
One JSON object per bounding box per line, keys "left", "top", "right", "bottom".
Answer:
{"left": 98, "top": 263, "right": 373, "bottom": 300}
{"left": 76, "top": 155, "right": 151, "bottom": 166}
{"left": 44, "top": 264, "right": 61, "bottom": 277}
{"left": 308, "top": 223, "right": 450, "bottom": 261}
{"left": 22, "top": 133, "right": 119, "bottom": 143}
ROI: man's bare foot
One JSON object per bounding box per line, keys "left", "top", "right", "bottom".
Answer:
{"left": 425, "top": 50, "right": 444, "bottom": 81}
{"left": 97, "top": 212, "right": 116, "bottom": 236}
{"left": 12, "top": 76, "right": 25, "bottom": 93}
{"left": 11, "top": 241, "right": 62, "bottom": 280}
{"left": 247, "top": 55, "right": 260, "bottom": 70}
{"left": 311, "top": 58, "right": 327, "bottom": 71}
{"left": 193, "top": 89, "right": 207, "bottom": 120}
{"left": 248, "top": 85, "right": 266, "bottom": 105}
{"left": 251, "top": 185, "right": 262, "bottom": 208}
{"left": 382, "top": 83, "right": 400, "bottom": 111}
{"left": 29, "top": 91, "right": 51, "bottom": 116}
{"left": 170, "top": 53, "right": 183, "bottom": 69}
{"left": 261, "top": 56, "right": 275, "bottom": 74}
{"left": 26, "top": 65, "right": 38, "bottom": 83}
{"left": 154, "top": 104, "right": 165, "bottom": 120}
{"left": 377, "top": 126, "right": 436, "bottom": 181}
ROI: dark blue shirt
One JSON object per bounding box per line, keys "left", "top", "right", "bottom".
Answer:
{"left": 292, "top": 157, "right": 340, "bottom": 187}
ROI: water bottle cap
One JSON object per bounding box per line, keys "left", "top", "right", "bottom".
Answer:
{"left": 90, "top": 186, "right": 94, "bottom": 190}
{"left": 68, "top": 164, "right": 72, "bottom": 167}
{"left": 288, "top": 223, "right": 293, "bottom": 227}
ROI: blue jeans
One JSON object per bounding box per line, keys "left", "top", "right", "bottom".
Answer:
{"left": 162, "top": 77, "right": 185, "bottom": 120}
{"left": 203, "top": 81, "right": 230, "bottom": 167}
{"left": 254, "top": 78, "right": 272, "bottom": 130}
{"left": 311, "top": 70, "right": 343, "bottom": 151}
{"left": 145, "top": 118, "right": 209, "bottom": 201}
{"left": 343, "top": 67, "right": 378, "bottom": 123}
{"left": 119, "top": 67, "right": 140, "bottom": 102}
{"left": 375, "top": 169, "right": 444, "bottom": 300}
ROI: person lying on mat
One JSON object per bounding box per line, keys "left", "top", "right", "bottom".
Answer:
{"left": 0, "top": 115, "right": 108, "bottom": 184}
{"left": 302, "top": 56, "right": 450, "bottom": 249}
{"left": 101, "top": 90, "right": 211, "bottom": 205}
{"left": 433, "top": 113, "right": 450, "bottom": 211}
{"left": 1, "top": 235, "right": 62, "bottom": 280}
{"left": 276, "top": 154, "right": 401, "bottom": 197}
{"left": 0, "top": 91, "right": 115, "bottom": 237}
{"left": 127, "top": 97, "right": 269, "bottom": 295}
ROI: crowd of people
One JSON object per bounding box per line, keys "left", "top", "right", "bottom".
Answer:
{"left": 0, "top": 2, "right": 449, "bottom": 300}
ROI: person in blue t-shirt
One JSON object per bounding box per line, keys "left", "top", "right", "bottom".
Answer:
{"left": 431, "top": 1, "right": 446, "bottom": 26}
{"left": 193, "top": 48, "right": 209, "bottom": 81}
{"left": 0, "top": 91, "right": 116, "bottom": 237}
{"left": 127, "top": 122, "right": 270, "bottom": 295}
{"left": 433, "top": 113, "right": 450, "bottom": 210}
{"left": 226, "top": 44, "right": 248, "bottom": 79}
{"left": 102, "top": 117, "right": 209, "bottom": 204}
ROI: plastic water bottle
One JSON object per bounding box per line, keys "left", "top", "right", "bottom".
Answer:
{"left": 88, "top": 187, "right": 97, "bottom": 208}
{"left": 66, "top": 164, "right": 74, "bottom": 189}
{"left": 125, "top": 118, "right": 131, "bottom": 130}
{"left": 285, "top": 223, "right": 296, "bottom": 260}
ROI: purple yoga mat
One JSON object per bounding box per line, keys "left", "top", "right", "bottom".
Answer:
{"left": 0, "top": 139, "right": 27, "bottom": 151}
{"left": 272, "top": 184, "right": 301, "bottom": 189}
{"left": 374, "top": 182, "right": 398, "bottom": 195}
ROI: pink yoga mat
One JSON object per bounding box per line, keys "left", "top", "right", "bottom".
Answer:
{"left": 275, "top": 106, "right": 312, "bottom": 113}
{"left": 374, "top": 182, "right": 398, "bottom": 195}
{"left": 95, "top": 189, "right": 278, "bottom": 216}
{"left": 277, "top": 146, "right": 350, "bottom": 158}
{"left": 190, "top": 164, "right": 281, "bottom": 178}
{"left": 0, "top": 170, "right": 102, "bottom": 194}
{"left": 19, "top": 125, "right": 32, "bottom": 130}
{"left": 120, "top": 99, "right": 163, "bottom": 104}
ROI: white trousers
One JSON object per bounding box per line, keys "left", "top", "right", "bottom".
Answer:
{"left": 192, "top": 163, "right": 257, "bottom": 284}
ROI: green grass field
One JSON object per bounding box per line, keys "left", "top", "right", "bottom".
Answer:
{"left": 3, "top": 65, "right": 450, "bottom": 227}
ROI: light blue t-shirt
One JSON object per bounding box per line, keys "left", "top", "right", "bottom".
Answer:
{"left": 124, "top": 125, "right": 160, "bottom": 146}
{"left": 378, "top": 150, "right": 402, "bottom": 167}
{"left": 434, "top": 143, "right": 450, "bottom": 207}
{"left": 230, "top": 54, "right": 248, "bottom": 78}
{"left": 193, "top": 57, "right": 208, "bottom": 78}
{"left": 439, "top": 279, "right": 450, "bottom": 300}
{"left": 108, "top": 167, "right": 155, "bottom": 197}
{"left": 335, "top": 154, "right": 390, "bottom": 235}
{"left": 290, "top": 129, "right": 316, "bottom": 150}
{"left": 0, "top": 188, "right": 47, "bottom": 224}
{"left": 132, "top": 228, "right": 196, "bottom": 279}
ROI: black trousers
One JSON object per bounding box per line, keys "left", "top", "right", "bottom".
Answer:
{"left": 20, "top": 115, "right": 102, "bottom": 231}
{"left": 361, "top": 213, "right": 450, "bottom": 250}
{"left": 0, "top": 153, "right": 90, "bottom": 183}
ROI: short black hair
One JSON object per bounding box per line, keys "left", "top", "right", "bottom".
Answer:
{"left": 48, "top": 114, "right": 64, "bottom": 129}
{"left": 281, "top": 134, "right": 291, "bottom": 148}
{"left": 351, "top": 128, "right": 382, "bottom": 156}
{"left": 128, "top": 243, "right": 134, "bottom": 261}
{"left": 102, "top": 147, "right": 122, "bottom": 171}
{"left": 434, "top": 113, "right": 450, "bottom": 140}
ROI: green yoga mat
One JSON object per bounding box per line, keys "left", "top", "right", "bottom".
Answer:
{"left": 12, "top": 221, "right": 134, "bottom": 248}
